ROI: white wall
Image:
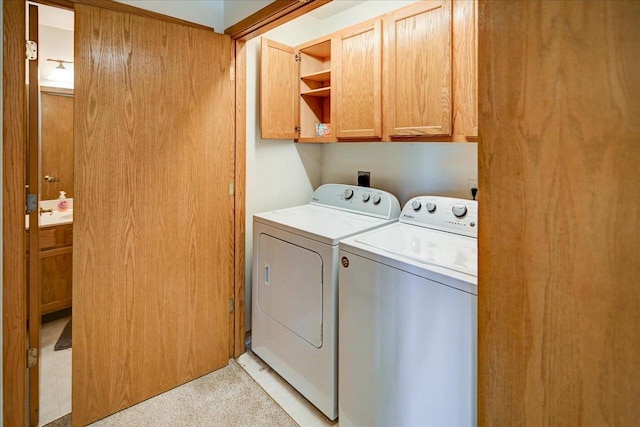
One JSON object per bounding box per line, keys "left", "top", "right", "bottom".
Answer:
{"left": 244, "top": 15, "right": 326, "bottom": 330}
{"left": 224, "top": 0, "right": 275, "bottom": 30}
{"left": 114, "top": 0, "right": 224, "bottom": 32}
{"left": 39, "top": 24, "right": 74, "bottom": 88}
{"left": 244, "top": 0, "right": 478, "bottom": 330}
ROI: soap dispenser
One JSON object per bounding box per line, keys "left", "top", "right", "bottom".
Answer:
{"left": 57, "top": 191, "right": 69, "bottom": 212}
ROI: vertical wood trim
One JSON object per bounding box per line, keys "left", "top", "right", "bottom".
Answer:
{"left": 27, "top": 5, "right": 42, "bottom": 425}
{"left": 452, "top": 0, "right": 477, "bottom": 139}
{"left": 234, "top": 39, "right": 247, "bottom": 358}
{"left": 3, "top": 1, "right": 27, "bottom": 426}
{"left": 478, "top": 1, "right": 640, "bottom": 425}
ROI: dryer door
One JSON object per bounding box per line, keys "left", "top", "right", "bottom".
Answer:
{"left": 257, "top": 233, "right": 323, "bottom": 348}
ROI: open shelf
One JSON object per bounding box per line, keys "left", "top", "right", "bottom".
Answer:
{"left": 301, "top": 87, "right": 331, "bottom": 98}
{"left": 301, "top": 69, "right": 331, "bottom": 83}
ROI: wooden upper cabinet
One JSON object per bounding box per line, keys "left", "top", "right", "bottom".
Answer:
{"left": 452, "top": 0, "right": 478, "bottom": 139}
{"left": 333, "top": 19, "right": 382, "bottom": 139}
{"left": 386, "top": 0, "right": 452, "bottom": 138}
{"left": 261, "top": 38, "right": 300, "bottom": 139}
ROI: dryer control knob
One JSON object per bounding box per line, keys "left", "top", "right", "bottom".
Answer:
{"left": 411, "top": 200, "right": 422, "bottom": 211}
{"left": 344, "top": 189, "right": 354, "bottom": 200}
{"left": 426, "top": 202, "right": 437, "bottom": 213}
{"left": 362, "top": 193, "right": 370, "bottom": 202}
{"left": 452, "top": 204, "right": 468, "bottom": 218}
{"left": 372, "top": 194, "right": 381, "bottom": 205}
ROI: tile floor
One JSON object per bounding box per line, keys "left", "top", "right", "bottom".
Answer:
{"left": 39, "top": 316, "right": 72, "bottom": 426}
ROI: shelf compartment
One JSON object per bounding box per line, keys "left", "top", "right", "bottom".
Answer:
{"left": 301, "top": 69, "right": 331, "bottom": 82}
{"left": 301, "top": 87, "right": 331, "bottom": 98}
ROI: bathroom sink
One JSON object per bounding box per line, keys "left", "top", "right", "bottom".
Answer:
{"left": 35, "top": 209, "right": 74, "bottom": 228}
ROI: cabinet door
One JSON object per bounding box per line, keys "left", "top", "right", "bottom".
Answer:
{"left": 386, "top": 0, "right": 452, "bottom": 137}
{"left": 452, "top": 0, "right": 478, "bottom": 139}
{"left": 334, "top": 19, "right": 382, "bottom": 139}
{"left": 261, "top": 38, "right": 300, "bottom": 139}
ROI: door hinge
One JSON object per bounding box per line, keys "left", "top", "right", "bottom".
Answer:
{"left": 295, "top": 54, "right": 302, "bottom": 62}
{"left": 27, "top": 348, "right": 38, "bottom": 368}
{"left": 229, "top": 298, "right": 235, "bottom": 314}
{"left": 26, "top": 40, "right": 38, "bottom": 61}
{"left": 229, "top": 181, "right": 235, "bottom": 196}
{"left": 295, "top": 126, "right": 301, "bottom": 133}
{"left": 26, "top": 193, "right": 37, "bottom": 214}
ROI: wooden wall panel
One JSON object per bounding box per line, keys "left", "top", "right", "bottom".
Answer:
{"left": 73, "top": 5, "right": 235, "bottom": 425}
{"left": 478, "top": 1, "right": 640, "bottom": 425}
{"left": 41, "top": 91, "right": 74, "bottom": 200}
{"left": 3, "top": 1, "right": 27, "bottom": 425}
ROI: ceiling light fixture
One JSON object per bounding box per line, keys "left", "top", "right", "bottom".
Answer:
{"left": 46, "top": 58, "right": 74, "bottom": 83}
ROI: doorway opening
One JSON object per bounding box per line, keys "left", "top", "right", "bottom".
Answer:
{"left": 26, "top": 2, "right": 75, "bottom": 426}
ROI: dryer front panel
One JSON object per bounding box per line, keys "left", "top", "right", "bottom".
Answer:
{"left": 257, "top": 233, "right": 323, "bottom": 348}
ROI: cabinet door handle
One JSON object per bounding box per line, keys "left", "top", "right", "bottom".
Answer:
{"left": 264, "top": 264, "right": 270, "bottom": 286}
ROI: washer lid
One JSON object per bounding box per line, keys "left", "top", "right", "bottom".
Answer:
{"left": 353, "top": 223, "right": 478, "bottom": 277}
{"left": 254, "top": 205, "right": 395, "bottom": 245}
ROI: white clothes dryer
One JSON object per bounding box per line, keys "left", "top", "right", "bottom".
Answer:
{"left": 251, "top": 184, "right": 401, "bottom": 420}
{"left": 338, "top": 196, "right": 478, "bottom": 427}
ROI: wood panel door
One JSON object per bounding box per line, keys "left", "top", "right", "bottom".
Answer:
{"left": 334, "top": 19, "right": 382, "bottom": 139}
{"left": 386, "top": 0, "right": 452, "bottom": 137}
{"left": 73, "top": 5, "right": 235, "bottom": 426}
{"left": 260, "top": 38, "right": 299, "bottom": 139}
{"left": 479, "top": 1, "right": 640, "bottom": 425}
{"left": 41, "top": 89, "right": 74, "bottom": 200}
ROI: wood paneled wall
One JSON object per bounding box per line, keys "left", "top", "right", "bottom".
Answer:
{"left": 478, "top": 1, "right": 640, "bottom": 424}
{"left": 73, "top": 5, "right": 235, "bottom": 425}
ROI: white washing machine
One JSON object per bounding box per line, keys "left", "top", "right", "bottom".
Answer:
{"left": 338, "top": 196, "right": 478, "bottom": 427}
{"left": 251, "top": 183, "right": 401, "bottom": 420}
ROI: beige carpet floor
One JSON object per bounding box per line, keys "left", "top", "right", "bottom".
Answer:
{"left": 44, "top": 359, "right": 298, "bottom": 427}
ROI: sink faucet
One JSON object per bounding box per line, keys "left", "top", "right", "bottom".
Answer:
{"left": 39, "top": 207, "right": 53, "bottom": 215}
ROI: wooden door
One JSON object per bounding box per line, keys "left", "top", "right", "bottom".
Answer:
{"left": 479, "top": 1, "right": 639, "bottom": 424}
{"left": 260, "top": 38, "right": 300, "bottom": 139}
{"left": 334, "top": 18, "right": 382, "bottom": 139}
{"left": 73, "top": 5, "right": 235, "bottom": 425}
{"left": 386, "top": 0, "right": 452, "bottom": 137}
{"left": 41, "top": 89, "right": 74, "bottom": 200}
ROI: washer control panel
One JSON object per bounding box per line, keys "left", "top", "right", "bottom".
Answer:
{"left": 400, "top": 196, "right": 478, "bottom": 238}
{"left": 310, "top": 184, "right": 401, "bottom": 219}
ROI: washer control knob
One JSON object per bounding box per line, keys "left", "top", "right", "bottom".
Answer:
{"left": 362, "top": 193, "right": 370, "bottom": 202}
{"left": 425, "top": 202, "right": 437, "bottom": 213}
{"left": 452, "top": 204, "right": 468, "bottom": 218}
{"left": 411, "top": 200, "right": 422, "bottom": 211}
{"left": 372, "top": 194, "right": 381, "bottom": 205}
{"left": 344, "top": 189, "right": 354, "bottom": 200}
